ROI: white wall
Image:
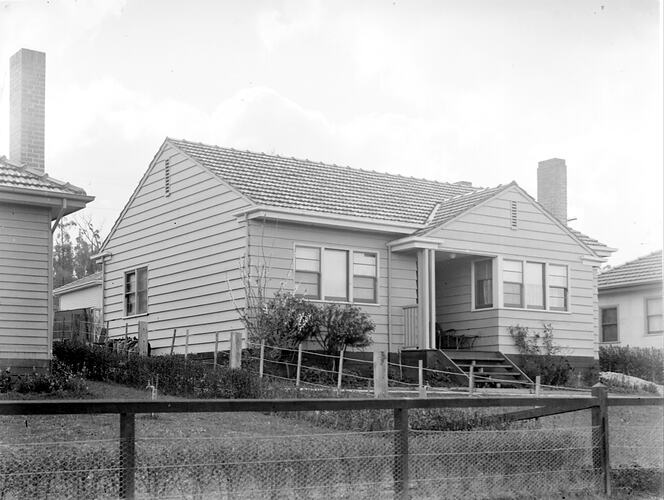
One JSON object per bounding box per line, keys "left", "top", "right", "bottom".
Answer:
{"left": 58, "top": 285, "right": 101, "bottom": 311}
{"left": 599, "top": 284, "right": 663, "bottom": 348}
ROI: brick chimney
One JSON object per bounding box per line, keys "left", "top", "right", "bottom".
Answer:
{"left": 9, "top": 48, "right": 46, "bottom": 174}
{"left": 537, "top": 158, "right": 567, "bottom": 224}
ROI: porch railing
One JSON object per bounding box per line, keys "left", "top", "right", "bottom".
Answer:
{"left": 403, "top": 305, "right": 418, "bottom": 348}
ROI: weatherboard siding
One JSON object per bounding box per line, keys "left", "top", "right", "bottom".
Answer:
{"left": 0, "top": 202, "right": 51, "bottom": 367}
{"left": 429, "top": 186, "right": 598, "bottom": 358}
{"left": 103, "top": 144, "right": 251, "bottom": 354}
{"left": 247, "top": 219, "right": 417, "bottom": 351}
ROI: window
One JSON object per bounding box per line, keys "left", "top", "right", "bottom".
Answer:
{"left": 323, "top": 249, "right": 349, "bottom": 301}
{"left": 474, "top": 259, "right": 493, "bottom": 309}
{"left": 601, "top": 307, "right": 618, "bottom": 342}
{"left": 295, "top": 246, "right": 320, "bottom": 299}
{"left": 294, "top": 246, "right": 378, "bottom": 304}
{"left": 124, "top": 267, "right": 148, "bottom": 316}
{"left": 164, "top": 158, "right": 171, "bottom": 197}
{"left": 548, "top": 264, "right": 568, "bottom": 311}
{"left": 525, "top": 262, "right": 545, "bottom": 309}
{"left": 353, "top": 252, "right": 377, "bottom": 303}
{"left": 646, "top": 298, "right": 663, "bottom": 334}
{"left": 503, "top": 260, "right": 523, "bottom": 308}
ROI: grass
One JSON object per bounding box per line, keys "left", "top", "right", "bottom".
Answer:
{"left": 0, "top": 380, "right": 661, "bottom": 499}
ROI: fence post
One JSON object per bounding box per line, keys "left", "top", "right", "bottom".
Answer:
{"left": 535, "top": 375, "right": 541, "bottom": 398}
{"left": 296, "top": 343, "right": 303, "bottom": 388}
{"left": 138, "top": 321, "right": 148, "bottom": 356}
{"left": 119, "top": 412, "right": 136, "bottom": 500}
{"left": 393, "top": 407, "right": 410, "bottom": 500}
{"left": 337, "top": 348, "right": 345, "bottom": 395}
{"left": 259, "top": 340, "right": 265, "bottom": 378}
{"left": 213, "top": 332, "right": 219, "bottom": 370}
{"left": 184, "top": 329, "right": 190, "bottom": 361}
{"left": 230, "top": 331, "right": 242, "bottom": 369}
{"left": 124, "top": 324, "right": 129, "bottom": 357}
{"left": 418, "top": 360, "right": 426, "bottom": 398}
{"left": 373, "top": 351, "right": 388, "bottom": 398}
{"left": 468, "top": 361, "right": 475, "bottom": 395}
{"left": 591, "top": 383, "right": 611, "bottom": 496}
{"left": 170, "top": 329, "right": 177, "bottom": 355}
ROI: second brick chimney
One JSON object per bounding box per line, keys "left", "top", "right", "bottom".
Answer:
{"left": 537, "top": 158, "right": 567, "bottom": 224}
{"left": 9, "top": 48, "right": 46, "bottom": 174}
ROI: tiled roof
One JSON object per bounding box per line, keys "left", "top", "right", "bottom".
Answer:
{"left": 599, "top": 250, "right": 662, "bottom": 289}
{"left": 0, "top": 156, "right": 88, "bottom": 196}
{"left": 568, "top": 228, "right": 611, "bottom": 252}
{"left": 53, "top": 272, "right": 102, "bottom": 295}
{"left": 169, "top": 139, "right": 479, "bottom": 225}
{"left": 416, "top": 184, "right": 510, "bottom": 235}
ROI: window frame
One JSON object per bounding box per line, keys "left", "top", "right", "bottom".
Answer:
{"left": 293, "top": 244, "right": 380, "bottom": 305}
{"left": 124, "top": 266, "right": 148, "bottom": 317}
{"left": 472, "top": 258, "right": 494, "bottom": 310}
{"left": 645, "top": 297, "right": 663, "bottom": 335}
{"left": 294, "top": 246, "right": 321, "bottom": 299}
{"left": 502, "top": 259, "right": 524, "bottom": 308}
{"left": 600, "top": 306, "right": 619, "bottom": 343}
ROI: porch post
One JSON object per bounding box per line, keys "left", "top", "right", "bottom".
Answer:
{"left": 417, "top": 249, "right": 430, "bottom": 349}
{"left": 428, "top": 249, "right": 436, "bottom": 350}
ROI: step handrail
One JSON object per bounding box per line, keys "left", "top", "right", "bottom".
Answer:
{"left": 435, "top": 349, "right": 469, "bottom": 381}
{"left": 500, "top": 352, "right": 534, "bottom": 385}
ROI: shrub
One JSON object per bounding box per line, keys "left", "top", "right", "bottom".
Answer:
{"left": 599, "top": 345, "right": 663, "bottom": 384}
{"left": 313, "top": 303, "right": 374, "bottom": 355}
{"left": 509, "top": 323, "right": 573, "bottom": 386}
{"left": 54, "top": 340, "right": 262, "bottom": 399}
{"left": 0, "top": 361, "right": 88, "bottom": 396}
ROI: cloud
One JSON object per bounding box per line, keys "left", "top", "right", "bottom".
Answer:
{"left": 256, "top": 0, "right": 322, "bottom": 51}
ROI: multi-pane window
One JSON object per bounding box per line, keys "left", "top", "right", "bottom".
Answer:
{"left": 601, "top": 307, "right": 618, "bottom": 342}
{"left": 295, "top": 246, "right": 320, "bottom": 299}
{"left": 494, "top": 260, "right": 569, "bottom": 312}
{"left": 474, "top": 259, "right": 493, "bottom": 309}
{"left": 646, "top": 298, "right": 663, "bottom": 334}
{"left": 124, "top": 267, "right": 148, "bottom": 316}
{"left": 525, "top": 262, "right": 545, "bottom": 309}
{"left": 353, "top": 252, "right": 377, "bottom": 303}
{"left": 548, "top": 264, "right": 568, "bottom": 311}
{"left": 503, "top": 260, "right": 523, "bottom": 308}
{"left": 294, "top": 246, "right": 378, "bottom": 304}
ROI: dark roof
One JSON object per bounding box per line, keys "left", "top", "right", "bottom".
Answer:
{"left": 567, "top": 228, "right": 611, "bottom": 252}
{"left": 169, "top": 138, "right": 479, "bottom": 225}
{"left": 599, "top": 250, "right": 662, "bottom": 289}
{"left": 53, "top": 272, "right": 102, "bottom": 296}
{"left": 0, "top": 156, "right": 88, "bottom": 196}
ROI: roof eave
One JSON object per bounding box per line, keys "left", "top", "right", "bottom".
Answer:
{"left": 0, "top": 186, "right": 94, "bottom": 218}
{"left": 53, "top": 279, "right": 103, "bottom": 296}
{"left": 234, "top": 206, "right": 423, "bottom": 234}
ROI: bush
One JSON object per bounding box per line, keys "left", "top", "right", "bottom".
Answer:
{"left": 54, "top": 340, "right": 262, "bottom": 399}
{"left": 599, "top": 345, "right": 663, "bottom": 384}
{"left": 0, "top": 361, "right": 89, "bottom": 396}
{"left": 509, "top": 324, "right": 573, "bottom": 386}
{"left": 313, "top": 303, "right": 374, "bottom": 355}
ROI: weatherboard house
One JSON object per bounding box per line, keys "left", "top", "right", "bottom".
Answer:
{"left": 598, "top": 250, "right": 662, "bottom": 348}
{"left": 97, "top": 139, "right": 612, "bottom": 372}
{"left": 0, "top": 49, "right": 93, "bottom": 371}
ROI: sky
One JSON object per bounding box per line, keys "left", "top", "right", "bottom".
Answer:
{"left": 0, "top": 0, "right": 661, "bottom": 267}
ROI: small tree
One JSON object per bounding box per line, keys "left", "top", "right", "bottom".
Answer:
{"left": 314, "top": 303, "right": 374, "bottom": 356}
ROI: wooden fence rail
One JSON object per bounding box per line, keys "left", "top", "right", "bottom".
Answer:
{"left": 0, "top": 388, "right": 661, "bottom": 500}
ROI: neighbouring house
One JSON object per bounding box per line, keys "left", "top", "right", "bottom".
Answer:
{"left": 598, "top": 250, "right": 663, "bottom": 348}
{"left": 0, "top": 49, "right": 94, "bottom": 371}
{"left": 52, "top": 272, "right": 102, "bottom": 342}
{"left": 98, "top": 139, "right": 613, "bottom": 376}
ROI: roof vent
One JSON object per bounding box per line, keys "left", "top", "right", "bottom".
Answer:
{"left": 510, "top": 201, "right": 518, "bottom": 229}
{"left": 164, "top": 158, "right": 171, "bottom": 197}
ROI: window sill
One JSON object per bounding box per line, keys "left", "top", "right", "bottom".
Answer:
{"left": 307, "top": 299, "right": 381, "bottom": 308}
{"left": 646, "top": 331, "right": 663, "bottom": 336}
{"left": 500, "top": 306, "right": 572, "bottom": 314}
{"left": 121, "top": 313, "right": 149, "bottom": 320}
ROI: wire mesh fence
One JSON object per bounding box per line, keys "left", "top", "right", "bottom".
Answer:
{"left": 0, "top": 422, "right": 605, "bottom": 499}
